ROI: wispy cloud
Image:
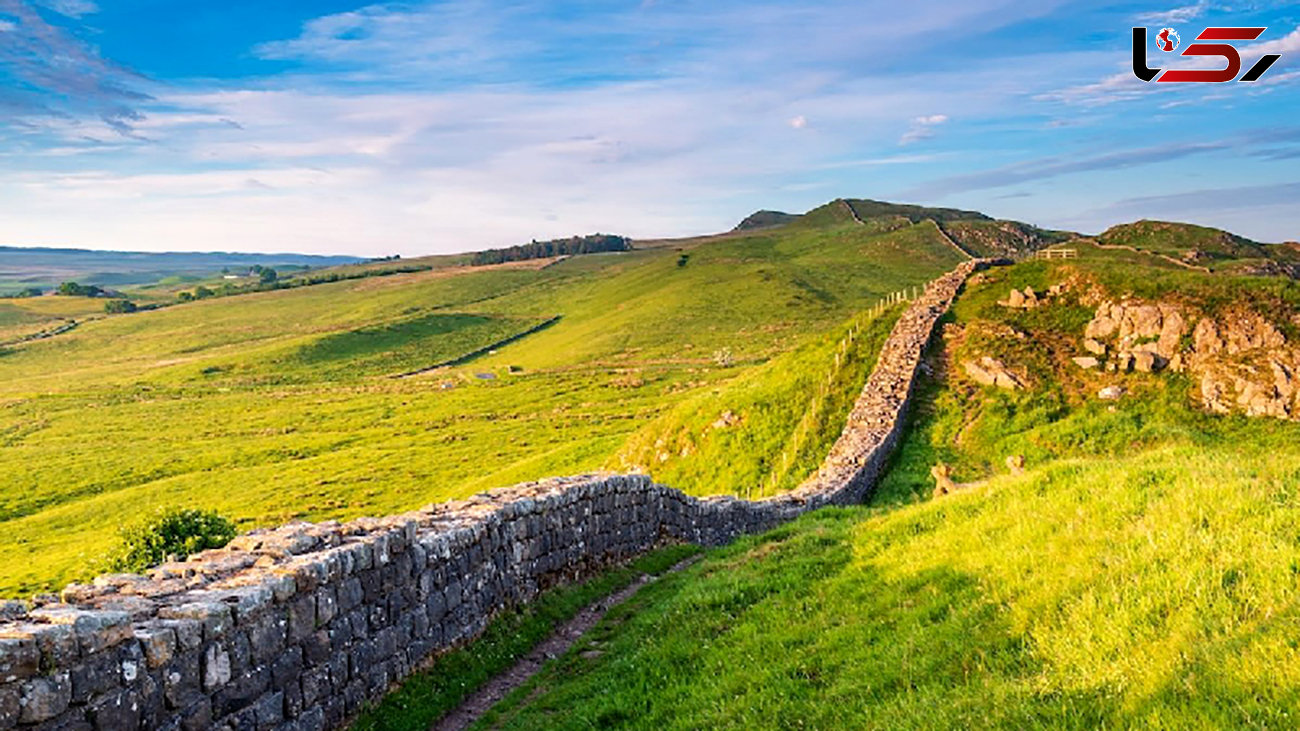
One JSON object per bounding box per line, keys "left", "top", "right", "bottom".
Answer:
{"left": 0, "top": 0, "right": 151, "bottom": 133}
{"left": 905, "top": 141, "right": 1228, "bottom": 198}
{"left": 899, "top": 114, "right": 948, "bottom": 145}
{"left": 1136, "top": 1, "right": 1209, "bottom": 25}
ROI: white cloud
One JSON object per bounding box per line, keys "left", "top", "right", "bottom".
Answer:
{"left": 899, "top": 114, "right": 948, "bottom": 145}
{"left": 789, "top": 115, "right": 808, "bottom": 129}
{"left": 0, "top": 19, "right": 16, "bottom": 32}
{"left": 1136, "top": 2, "right": 1209, "bottom": 25}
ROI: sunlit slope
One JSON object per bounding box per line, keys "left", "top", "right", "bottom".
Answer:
{"left": 0, "top": 217, "right": 962, "bottom": 596}
{"left": 478, "top": 254, "right": 1300, "bottom": 730}
{"left": 474, "top": 220, "right": 965, "bottom": 368}
{"left": 479, "top": 444, "right": 1300, "bottom": 729}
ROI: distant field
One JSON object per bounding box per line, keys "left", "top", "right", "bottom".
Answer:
{"left": 0, "top": 218, "right": 962, "bottom": 595}
{"left": 0, "top": 246, "right": 363, "bottom": 295}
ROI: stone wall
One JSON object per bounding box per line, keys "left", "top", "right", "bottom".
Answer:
{"left": 0, "top": 259, "right": 997, "bottom": 731}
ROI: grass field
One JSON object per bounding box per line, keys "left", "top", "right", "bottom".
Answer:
{"left": 0, "top": 214, "right": 963, "bottom": 596}
{"left": 461, "top": 255, "right": 1300, "bottom": 729}
{"left": 475, "top": 442, "right": 1300, "bottom": 729}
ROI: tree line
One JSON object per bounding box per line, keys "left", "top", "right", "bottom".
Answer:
{"left": 470, "top": 234, "right": 631, "bottom": 266}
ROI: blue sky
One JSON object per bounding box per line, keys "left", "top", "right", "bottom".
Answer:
{"left": 0, "top": 0, "right": 1297, "bottom": 255}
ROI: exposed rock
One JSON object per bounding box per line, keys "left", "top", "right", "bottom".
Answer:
{"left": 930, "top": 463, "right": 957, "bottom": 498}
{"left": 1085, "top": 304, "right": 1119, "bottom": 339}
{"left": 1098, "top": 385, "right": 1126, "bottom": 400}
{"left": 1131, "top": 351, "right": 1158, "bottom": 373}
{"left": 1006, "top": 455, "right": 1025, "bottom": 475}
{"left": 1072, "top": 356, "right": 1100, "bottom": 370}
{"left": 1083, "top": 338, "right": 1107, "bottom": 356}
{"left": 997, "top": 287, "right": 1043, "bottom": 309}
{"left": 963, "top": 356, "right": 1024, "bottom": 390}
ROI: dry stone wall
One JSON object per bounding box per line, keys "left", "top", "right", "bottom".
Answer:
{"left": 0, "top": 259, "right": 998, "bottom": 731}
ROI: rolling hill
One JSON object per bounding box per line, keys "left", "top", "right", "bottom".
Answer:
{"left": 428, "top": 218, "right": 1300, "bottom": 730}
{"left": 5, "top": 196, "right": 1300, "bottom": 728}
{"left": 0, "top": 201, "right": 969, "bottom": 595}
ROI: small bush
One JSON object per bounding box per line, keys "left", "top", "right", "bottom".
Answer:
{"left": 105, "top": 508, "right": 237, "bottom": 573}
{"left": 104, "top": 299, "right": 137, "bottom": 314}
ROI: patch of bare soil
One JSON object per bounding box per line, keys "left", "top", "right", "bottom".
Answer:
{"left": 431, "top": 556, "right": 700, "bottom": 731}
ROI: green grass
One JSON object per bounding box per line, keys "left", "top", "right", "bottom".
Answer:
{"left": 443, "top": 252, "right": 1300, "bottom": 729}
{"left": 352, "top": 544, "right": 701, "bottom": 731}
{"left": 473, "top": 441, "right": 1300, "bottom": 729}
{"left": 0, "top": 216, "right": 962, "bottom": 596}
{"left": 609, "top": 306, "right": 900, "bottom": 498}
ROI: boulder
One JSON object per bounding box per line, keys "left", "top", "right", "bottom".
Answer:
{"left": 963, "top": 356, "right": 1024, "bottom": 390}
{"left": 1083, "top": 338, "right": 1107, "bottom": 356}
{"left": 1072, "top": 356, "right": 1100, "bottom": 370}
{"left": 1098, "top": 385, "right": 1126, "bottom": 401}
{"left": 1131, "top": 351, "right": 1158, "bottom": 373}
{"left": 1006, "top": 455, "right": 1025, "bottom": 475}
{"left": 930, "top": 464, "right": 957, "bottom": 498}
{"left": 998, "top": 289, "right": 1026, "bottom": 308}
{"left": 1085, "top": 303, "right": 1119, "bottom": 339}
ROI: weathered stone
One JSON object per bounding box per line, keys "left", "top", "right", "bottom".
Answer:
{"left": 0, "top": 638, "right": 39, "bottom": 683}
{"left": 89, "top": 686, "right": 141, "bottom": 731}
{"left": 1073, "top": 356, "right": 1100, "bottom": 370}
{"left": 157, "top": 602, "right": 232, "bottom": 641}
{"left": 1132, "top": 351, "right": 1158, "bottom": 373}
{"left": 0, "top": 683, "right": 19, "bottom": 727}
{"left": 202, "top": 644, "right": 232, "bottom": 691}
{"left": 18, "top": 671, "right": 71, "bottom": 723}
{"left": 134, "top": 626, "right": 177, "bottom": 669}
{"left": 27, "top": 608, "right": 131, "bottom": 655}
{"left": 1098, "top": 385, "right": 1126, "bottom": 401}
{"left": 1006, "top": 455, "right": 1026, "bottom": 475}
{"left": 963, "top": 356, "right": 1024, "bottom": 390}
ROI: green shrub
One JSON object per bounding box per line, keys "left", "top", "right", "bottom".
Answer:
{"left": 104, "top": 299, "right": 137, "bottom": 314}
{"left": 105, "top": 508, "right": 237, "bottom": 573}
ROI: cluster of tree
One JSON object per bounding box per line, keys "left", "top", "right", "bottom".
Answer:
{"left": 104, "top": 299, "right": 138, "bottom": 314}
{"left": 56, "top": 281, "right": 108, "bottom": 297}
{"left": 249, "top": 264, "right": 278, "bottom": 283}
{"left": 470, "top": 234, "right": 631, "bottom": 266}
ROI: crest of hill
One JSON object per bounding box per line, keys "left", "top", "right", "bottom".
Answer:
{"left": 733, "top": 210, "right": 800, "bottom": 231}
{"left": 1098, "top": 220, "right": 1300, "bottom": 275}
{"left": 733, "top": 198, "right": 1074, "bottom": 259}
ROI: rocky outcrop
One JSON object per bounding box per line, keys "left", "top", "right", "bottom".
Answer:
{"left": 996, "top": 283, "right": 1067, "bottom": 310}
{"left": 1080, "top": 299, "right": 1300, "bottom": 420}
{"left": 0, "top": 260, "right": 1004, "bottom": 731}
{"left": 962, "top": 356, "right": 1024, "bottom": 390}
{"left": 1189, "top": 314, "right": 1297, "bottom": 418}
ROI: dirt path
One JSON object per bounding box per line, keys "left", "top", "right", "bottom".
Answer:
{"left": 432, "top": 556, "right": 700, "bottom": 731}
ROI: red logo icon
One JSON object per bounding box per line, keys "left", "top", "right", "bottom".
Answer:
{"left": 1132, "top": 27, "right": 1281, "bottom": 83}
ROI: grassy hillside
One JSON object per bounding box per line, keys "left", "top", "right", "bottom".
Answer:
{"left": 476, "top": 443, "right": 1300, "bottom": 729}
{"left": 463, "top": 252, "right": 1300, "bottom": 729}
{"left": 0, "top": 213, "right": 963, "bottom": 595}
{"left": 1096, "top": 220, "right": 1300, "bottom": 275}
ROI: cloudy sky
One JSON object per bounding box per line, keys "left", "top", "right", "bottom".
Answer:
{"left": 0, "top": 0, "right": 1297, "bottom": 255}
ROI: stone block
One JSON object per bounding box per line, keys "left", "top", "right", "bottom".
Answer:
{"left": 18, "top": 671, "right": 71, "bottom": 724}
